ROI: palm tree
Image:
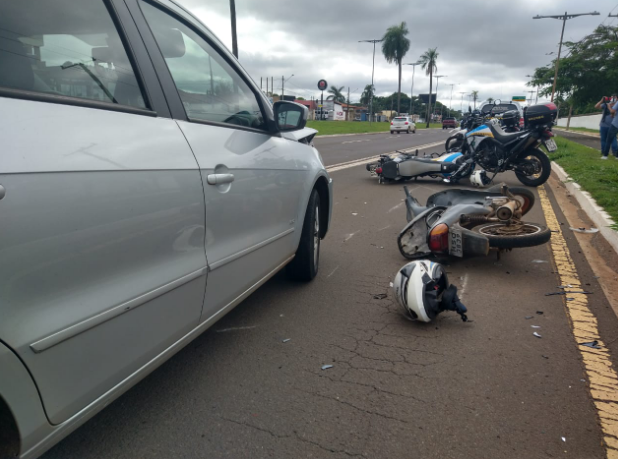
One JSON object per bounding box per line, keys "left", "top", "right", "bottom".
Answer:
{"left": 360, "top": 84, "right": 374, "bottom": 106}
{"left": 487, "top": 97, "right": 494, "bottom": 104}
{"left": 418, "top": 47, "right": 439, "bottom": 128}
{"left": 327, "top": 86, "right": 346, "bottom": 103}
{"left": 381, "top": 22, "right": 410, "bottom": 115}
{"left": 471, "top": 90, "right": 479, "bottom": 109}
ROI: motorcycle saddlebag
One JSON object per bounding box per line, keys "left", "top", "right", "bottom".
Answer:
{"left": 525, "top": 103, "right": 557, "bottom": 127}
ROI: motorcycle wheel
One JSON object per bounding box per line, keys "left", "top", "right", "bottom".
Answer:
{"left": 514, "top": 149, "right": 551, "bottom": 187}
{"left": 471, "top": 221, "right": 551, "bottom": 249}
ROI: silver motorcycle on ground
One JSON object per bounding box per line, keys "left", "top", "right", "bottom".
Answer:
{"left": 397, "top": 184, "right": 551, "bottom": 260}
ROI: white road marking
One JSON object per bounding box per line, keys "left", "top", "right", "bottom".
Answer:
{"left": 326, "top": 266, "right": 340, "bottom": 278}
{"left": 215, "top": 326, "right": 257, "bottom": 333}
{"left": 325, "top": 140, "right": 445, "bottom": 173}
{"left": 459, "top": 274, "right": 469, "bottom": 301}
{"left": 388, "top": 202, "right": 405, "bottom": 213}
{"left": 342, "top": 139, "right": 371, "bottom": 144}
{"left": 377, "top": 225, "right": 391, "bottom": 231}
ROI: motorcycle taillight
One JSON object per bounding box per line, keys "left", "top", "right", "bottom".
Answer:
{"left": 544, "top": 130, "right": 554, "bottom": 138}
{"left": 376, "top": 167, "right": 383, "bottom": 174}
{"left": 428, "top": 223, "right": 449, "bottom": 252}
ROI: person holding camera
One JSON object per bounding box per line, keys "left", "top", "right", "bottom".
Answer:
{"left": 596, "top": 94, "right": 618, "bottom": 159}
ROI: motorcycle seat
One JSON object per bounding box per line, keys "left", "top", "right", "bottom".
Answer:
{"left": 489, "top": 123, "right": 523, "bottom": 143}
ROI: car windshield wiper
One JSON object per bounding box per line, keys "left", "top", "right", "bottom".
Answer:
{"left": 61, "top": 61, "right": 117, "bottom": 104}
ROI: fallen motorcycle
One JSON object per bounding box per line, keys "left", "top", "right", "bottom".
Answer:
{"left": 365, "top": 150, "right": 465, "bottom": 184}
{"left": 397, "top": 184, "right": 551, "bottom": 259}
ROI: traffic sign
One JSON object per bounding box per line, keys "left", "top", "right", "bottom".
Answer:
{"left": 512, "top": 96, "right": 526, "bottom": 102}
{"left": 317, "top": 79, "right": 328, "bottom": 91}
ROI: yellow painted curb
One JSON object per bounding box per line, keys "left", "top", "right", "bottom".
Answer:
{"left": 539, "top": 185, "right": 618, "bottom": 457}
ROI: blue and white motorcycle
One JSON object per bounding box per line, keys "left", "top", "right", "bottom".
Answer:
{"left": 366, "top": 149, "right": 465, "bottom": 184}
{"left": 446, "top": 103, "right": 558, "bottom": 187}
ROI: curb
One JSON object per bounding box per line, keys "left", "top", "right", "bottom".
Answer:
{"left": 550, "top": 162, "right": 618, "bottom": 255}
{"left": 554, "top": 128, "right": 600, "bottom": 138}
{"left": 316, "top": 128, "right": 443, "bottom": 138}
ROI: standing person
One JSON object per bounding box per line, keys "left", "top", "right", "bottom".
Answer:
{"left": 596, "top": 94, "right": 618, "bottom": 159}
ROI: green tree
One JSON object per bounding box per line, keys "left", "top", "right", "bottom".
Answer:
{"left": 360, "top": 84, "right": 375, "bottom": 106}
{"left": 327, "top": 85, "right": 346, "bottom": 103}
{"left": 529, "top": 25, "right": 618, "bottom": 115}
{"left": 382, "top": 22, "right": 410, "bottom": 115}
{"left": 487, "top": 97, "right": 494, "bottom": 104}
{"left": 418, "top": 47, "right": 439, "bottom": 127}
{"left": 471, "top": 90, "right": 479, "bottom": 109}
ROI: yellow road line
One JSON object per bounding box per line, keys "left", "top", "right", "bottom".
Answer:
{"left": 539, "top": 185, "right": 618, "bottom": 458}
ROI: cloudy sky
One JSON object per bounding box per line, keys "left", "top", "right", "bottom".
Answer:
{"left": 176, "top": 0, "right": 616, "bottom": 110}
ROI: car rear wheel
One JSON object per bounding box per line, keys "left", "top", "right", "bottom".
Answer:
{"left": 287, "top": 189, "right": 320, "bottom": 281}
{"left": 406, "top": 128, "right": 410, "bottom": 134}
{"left": 390, "top": 131, "right": 394, "bottom": 135}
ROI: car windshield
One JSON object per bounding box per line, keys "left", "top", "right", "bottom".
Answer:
{"left": 394, "top": 117, "right": 407, "bottom": 121}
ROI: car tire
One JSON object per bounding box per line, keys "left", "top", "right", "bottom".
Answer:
{"left": 390, "top": 131, "right": 394, "bottom": 135}
{"left": 287, "top": 189, "right": 320, "bottom": 281}
{"left": 406, "top": 128, "right": 410, "bottom": 134}
{"left": 413, "top": 129, "right": 416, "bottom": 134}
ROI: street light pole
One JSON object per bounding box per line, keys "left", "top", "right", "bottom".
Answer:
{"left": 359, "top": 39, "right": 383, "bottom": 124}
{"left": 404, "top": 62, "right": 421, "bottom": 115}
{"left": 533, "top": 11, "right": 599, "bottom": 102}
{"left": 434, "top": 75, "right": 446, "bottom": 121}
{"left": 459, "top": 91, "right": 466, "bottom": 114}
{"left": 282, "top": 74, "right": 294, "bottom": 98}
{"left": 448, "top": 83, "right": 456, "bottom": 117}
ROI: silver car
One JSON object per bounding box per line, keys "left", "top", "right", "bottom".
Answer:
{"left": 0, "top": 1, "right": 332, "bottom": 457}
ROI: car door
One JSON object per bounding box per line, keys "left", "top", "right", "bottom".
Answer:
{"left": 135, "top": 0, "right": 309, "bottom": 319}
{"left": 0, "top": 0, "right": 207, "bottom": 425}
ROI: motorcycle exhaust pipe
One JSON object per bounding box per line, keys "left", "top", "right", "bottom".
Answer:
{"left": 496, "top": 200, "right": 518, "bottom": 221}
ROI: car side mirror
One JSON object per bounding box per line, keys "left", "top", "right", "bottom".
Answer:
{"left": 273, "top": 101, "right": 308, "bottom": 132}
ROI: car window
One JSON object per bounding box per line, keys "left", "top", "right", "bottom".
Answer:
{"left": 0, "top": 0, "right": 147, "bottom": 109}
{"left": 141, "top": 2, "right": 266, "bottom": 131}
{"left": 394, "top": 117, "right": 407, "bottom": 121}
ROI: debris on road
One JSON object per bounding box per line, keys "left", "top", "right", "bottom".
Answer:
{"left": 542, "top": 355, "right": 549, "bottom": 359}
{"left": 580, "top": 341, "right": 602, "bottom": 349}
{"left": 562, "top": 437, "right": 566, "bottom": 442}
{"left": 557, "top": 285, "right": 573, "bottom": 289}
{"left": 351, "top": 212, "right": 358, "bottom": 216}
{"left": 525, "top": 316, "right": 534, "bottom": 319}
{"left": 532, "top": 259, "right": 549, "bottom": 264}
{"left": 537, "top": 311, "right": 544, "bottom": 315}
{"left": 373, "top": 293, "right": 388, "bottom": 300}
{"left": 531, "top": 325, "right": 541, "bottom": 329}
{"left": 545, "top": 291, "right": 592, "bottom": 296}
{"left": 533, "top": 332, "right": 542, "bottom": 338}
{"left": 569, "top": 227, "right": 599, "bottom": 234}
{"left": 282, "top": 339, "right": 291, "bottom": 343}
{"left": 321, "top": 365, "right": 334, "bottom": 370}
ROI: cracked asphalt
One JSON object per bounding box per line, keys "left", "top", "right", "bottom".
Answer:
{"left": 42, "top": 130, "right": 617, "bottom": 458}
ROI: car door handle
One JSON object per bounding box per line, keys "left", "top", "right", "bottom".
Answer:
{"left": 206, "top": 173, "right": 235, "bottom": 185}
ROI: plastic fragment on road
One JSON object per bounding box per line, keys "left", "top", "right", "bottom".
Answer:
{"left": 532, "top": 259, "right": 549, "bottom": 264}
{"left": 282, "top": 339, "right": 291, "bottom": 343}
{"left": 537, "top": 311, "right": 544, "bottom": 315}
{"left": 545, "top": 291, "right": 592, "bottom": 296}
{"left": 562, "top": 437, "right": 566, "bottom": 442}
{"left": 531, "top": 325, "right": 541, "bottom": 329}
{"left": 525, "top": 316, "right": 534, "bottom": 319}
{"left": 570, "top": 227, "right": 599, "bottom": 234}
{"left": 321, "top": 365, "right": 334, "bottom": 370}
{"left": 542, "top": 355, "right": 549, "bottom": 359}
{"left": 533, "top": 332, "right": 542, "bottom": 338}
{"left": 351, "top": 212, "right": 358, "bottom": 216}
{"left": 557, "top": 285, "right": 573, "bottom": 289}
{"left": 580, "top": 340, "right": 602, "bottom": 349}
{"left": 373, "top": 293, "right": 388, "bottom": 300}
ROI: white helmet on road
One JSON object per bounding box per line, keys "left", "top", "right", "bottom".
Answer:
{"left": 470, "top": 169, "right": 491, "bottom": 187}
{"left": 392, "top": 260, "right": 468, "bottom": 322}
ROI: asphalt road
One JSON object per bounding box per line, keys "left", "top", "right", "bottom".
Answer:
{"left": 555, "top": 129, "right": 602, "bottom": 151}
{"left": 42, "top": 131, "right": 616, "bottom": 459}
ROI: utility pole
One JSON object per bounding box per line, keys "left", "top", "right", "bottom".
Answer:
{"left": 448, "top": 83, "right": 456, "bottom": 117}
{"left": 359, "top": 39, "right": 383, "bottom": 125}
{"left": 434, "top": 75, "right": 446, "bottom": 121}
{"left": 533, "top": 11, "right": 599, "bottom": 102}
{"left": 528, "top": 90, "right": 536, "bottom": 105}
{"left": 229, "top": 0, "right": 238, "bottom": 58}
{"left": 347, "top": 86, "right": 350, "bottom": 121}
{"left": 404, "top": 62, "right": 421, "bottom": 115}
{"left": 282, "top": 76, "right": 284, "bottom": 98}
{"left": 459, "top": 91, "right": 466, "bottom": 114}
{"left": 266, "top": 77, "right": 269, "bottom": 96}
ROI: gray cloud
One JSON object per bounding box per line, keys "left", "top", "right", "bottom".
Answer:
{"left": 176, "top": 0, "right": 615, "bottom": 105}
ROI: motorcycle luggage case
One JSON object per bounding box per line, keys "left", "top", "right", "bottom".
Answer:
{"left": 525, "top": 103, "right": 557, "bottom": 127}
{"left": 501, "top": 110, "right": 519, "bottom": 128}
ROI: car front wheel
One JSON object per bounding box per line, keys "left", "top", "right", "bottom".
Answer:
{"left": 287, "top": 189, "right": 320, "bottom": 281}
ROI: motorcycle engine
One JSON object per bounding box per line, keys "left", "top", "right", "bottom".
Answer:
{"left": 475, "top": 141, "right": 506, "bottom": 172}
